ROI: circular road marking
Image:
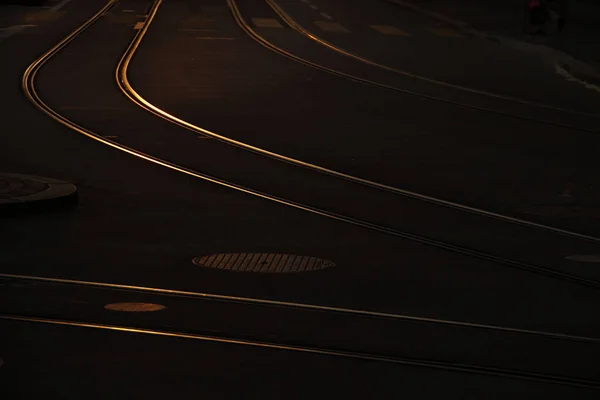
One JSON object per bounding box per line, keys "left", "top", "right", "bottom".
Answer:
{"left": 564, "top": 255, "right": 600, "bottom": 263}
{"left": 104, "top": 302, "right": 166, "bottom": 312}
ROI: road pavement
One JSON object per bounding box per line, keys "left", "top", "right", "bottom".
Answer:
{"left": 382, "top": 0, "right": 600, "bottom": 84}
{"left": 1, "top": 0, "right": 600, "bottom": 398}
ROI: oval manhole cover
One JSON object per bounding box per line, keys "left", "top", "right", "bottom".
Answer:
{"left": 104, "top": 302, "right": 166, "bottom": 312}
{"left": 193, "top": 253, "right": 335, "bottom": 273}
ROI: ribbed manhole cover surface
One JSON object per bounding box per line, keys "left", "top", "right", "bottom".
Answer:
{"left": 193, "top": 253, "right": 335, "bottom": 273}
{"left": 104, "top": 302, "right": 166, "bottom": 312}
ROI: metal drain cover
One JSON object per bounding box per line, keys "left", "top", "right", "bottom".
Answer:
{"left": 193, "top": 253, "right": 335, "bottom": 273}
{"left": 104, "top": 302, "right": 166, "bottom": 312}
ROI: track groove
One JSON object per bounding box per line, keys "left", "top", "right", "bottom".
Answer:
{"left": 20, "top": 0, "right": 600, "bottom": 290}
{"left": 2, "top": 272, "right": 599, "bottom": 343}
{"left": 2, "top": 313, "right": 599, "bottom": 390}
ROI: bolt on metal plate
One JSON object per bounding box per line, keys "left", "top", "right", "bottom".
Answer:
{"left": 193, "top": 253, "right": 335, "bottom": 273}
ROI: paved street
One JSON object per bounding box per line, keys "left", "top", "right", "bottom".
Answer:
{"left": 1, "top": 0, "right": 600, "bottom": 398}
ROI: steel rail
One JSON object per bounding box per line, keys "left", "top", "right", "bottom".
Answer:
{"left": 2, "top": 314, "right": 599, "bottom": 390}
{"left": 21, "top": 0, "right": 600, "bottom": 292}
{"left": 1, "top": 272, "right": 599, "bottom": 344}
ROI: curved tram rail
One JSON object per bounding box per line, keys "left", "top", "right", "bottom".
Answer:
{"left": 118, "top": 0, "right": 600, "bottom": 249}
{"left": 20, "top": 0, "right": 600, "bottom": 289}
{"left": 9, "top": 1, "right": 600, "bottom": 390}
{"left": 263, "top": 0, "right": 600, "bottom": 121}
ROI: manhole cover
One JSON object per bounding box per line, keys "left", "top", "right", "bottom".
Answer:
{"left": 193, "top": 253, "right": 335, "bottom": 273}
{"left": 565, "top": 255, "right": 600, "bottom": 263}
{"left": 0, "top": 177, "right": 48, "bottom": 199}
{"left": 104, "top": 302, "right": 166, "bottom": 312}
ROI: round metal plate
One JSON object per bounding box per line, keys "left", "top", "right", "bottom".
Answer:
{"left": 193, "top": 253, "right": 335, "bottom": 273}
{"left": 104, "top": 302, "right": 166, "bottom": 312}
{"left": 565, "top": 255, "right": 600, "bottom": 263}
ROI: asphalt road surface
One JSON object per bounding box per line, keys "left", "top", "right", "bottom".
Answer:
{"left": 1, "top": 0, "right": 600, "bottom": 398}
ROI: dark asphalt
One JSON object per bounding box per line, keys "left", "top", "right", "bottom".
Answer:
{"left": 1, "top": 0, "right": 600, "bottom": 398}
{"left": 270, "top": 0, "right": 600, "bottom": 111}
{"left": 130, "top": 0, "right": 600, "bottom": 234}
{"left": 4, "top": 318, "right": 599, "bottom": 399}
